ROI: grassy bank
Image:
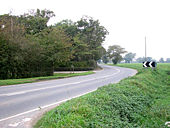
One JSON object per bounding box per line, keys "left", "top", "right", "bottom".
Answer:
{"left": 0, "top": 71, "right": 94, "bottom": 86}
{"left": 34, "top": 64, "right": 170, "bottom": 128}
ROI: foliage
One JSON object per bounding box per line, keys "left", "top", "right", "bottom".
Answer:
{"left": 146, "top": 57, "right": 153, "bottom": 61}
{"left": 55, "top": 20, "right": 78, "bottom": 38}
{"left": 33, "top": 27, "right": 73, "bottom": 67}
{"left": 101, "top": 55, "right": 109, "bottom": 64}
{"left": 0, "top": 10, "right": 108, "bottom": 79}
{"left": 107, "top": 45, "right": 127, "bottom": 64}
{"left": 34, "top": 64, "right": 170, "bottom": 128}
{"left": 136, "top": 57, "right": 154, "bottom": 63}
{"left": 55, "top": 61, "right": 95, "bottom": 71}
{"left": 124, "top": 52, "right": 136, "bottom": 63}
{"left": 76, "top": 16, "right": 108, "bottom": 61}
{"left": 166, "top": 58, "right": 170, "bottom": 63}
{"left": 0, "top": 15, "right": 53, "bottom": 79}
{"left": 54, "top": 16, "right": 108, "bottom": 68}
{"left": 159, "top": 57, "right": 165, "bottom": 63}
{"left": 19, "top": 9, "right": 55, "bottom": 34}
{"left": 136, "top": 57, "right": 145, "bottom": 63}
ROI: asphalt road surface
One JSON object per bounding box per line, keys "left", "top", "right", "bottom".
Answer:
{"left": 0, "top": 64, "right": 137, "bottom": 128}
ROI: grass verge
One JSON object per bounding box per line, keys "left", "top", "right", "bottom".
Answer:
{"left": 0, "top": 71, "right": 94, "bottom": 86}
{"left": 34, "top": 64, "right": 170, "bottom": 128}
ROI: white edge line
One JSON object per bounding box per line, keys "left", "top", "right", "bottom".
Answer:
{"left": 0, "top": 89, "right": 97, "bottom": 122}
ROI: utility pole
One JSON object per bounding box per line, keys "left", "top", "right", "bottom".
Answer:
{"left": 9, "top": 10, "right": 13, "bottom": 37}
{"left": 145, "top": 36, "right": 147, "bottom": 61}
{"left": 11, "top": 17, "right": 13, "bottom": 37}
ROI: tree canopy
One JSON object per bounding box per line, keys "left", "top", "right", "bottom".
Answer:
{"left": 0, "top": 10, "right": 108, "bottom": 79}
{"left": 19, "top": 9, "right": 55, "bottom": 34}
{"left": 124, "top": 52, "right": 136, "bottom": 63}
{"left": 107, "top": 45, "right": 127, "bottom": 64}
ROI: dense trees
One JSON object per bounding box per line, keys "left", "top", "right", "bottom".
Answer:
{"left": 0, "top": 10, "right": 108, "bottom": 79}
{"left": 54, "top": 16, "right": 108, "bottom": 69}
{"left": 19, "top": 9, "right": 55, "bottom": 34}
{"left": 76, "top": 16, "right": 108, "bottom": 61}
{"left": 0, "top": 14, "right": 54, "bottom": 79}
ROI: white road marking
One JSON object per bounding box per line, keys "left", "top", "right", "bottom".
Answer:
{"left": 22, "top": 118, "right": 31, "bottom": 122}
{"left": 8, "top": 122, "right": 20, "bottom": 127}
{"left": 8, "top": 118, "right": 31, "bottom": 127}
{"left": 0, "top": 89, "right": 97, "bottom": 122}
{"left": 0, "top": 82, "right": 81, "bottom": 96}
{"left": 1, "top": 91, "right": 26, "bottom": 96}
{"left": 0, "top": 68, "right": 120, "bottom": 97}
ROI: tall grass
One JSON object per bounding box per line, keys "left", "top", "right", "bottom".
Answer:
{"left": 34, "top": 64, "right": 170, "bottom": 128}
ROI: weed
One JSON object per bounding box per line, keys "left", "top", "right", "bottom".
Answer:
{"left": 34, "top": 64, "right": 170, "bottom": 128}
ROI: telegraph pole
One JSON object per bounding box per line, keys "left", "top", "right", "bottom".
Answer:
{"left": 9, "top": 10, "right": 13, "bottom": 37}
{"left": 145, "top": 36, "right": 147, "bottom": 61}
{"left": 11, "top": 17, "right": 13, "bottom": 37}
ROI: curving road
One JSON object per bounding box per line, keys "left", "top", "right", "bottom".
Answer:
{"left": 0, "top": 64, "right": 137, "bottom": 128}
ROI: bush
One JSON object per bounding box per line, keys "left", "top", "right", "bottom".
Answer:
{"left": 54, "top": 61, "right": 95, "bottom": 71}
{"left": 0, "top": 30, "right": 53, "bottom": 79}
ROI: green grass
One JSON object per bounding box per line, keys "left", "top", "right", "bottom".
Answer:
{"left": 34, "top": 63, "right": 170, "bottom": 128}
{"left": 0, "top": 71, "right": 94, "bottom": 86}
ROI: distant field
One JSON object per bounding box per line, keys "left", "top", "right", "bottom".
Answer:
{"left": 0, "top": 71, "right": 94, "bottom": 86}
{"left": 34, "top": 63, "right": 170, "bottom": 128}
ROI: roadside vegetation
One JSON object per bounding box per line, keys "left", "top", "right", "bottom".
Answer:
{"left": 34, "top": 63, "right": 170, "bottom": 128}
{"left": 0, "top": 71, "right": 93, "bottom": 86}
{"left": 0, "top": 9, "right": 108, "bottom": 80}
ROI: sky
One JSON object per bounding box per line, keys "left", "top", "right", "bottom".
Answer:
{"left": 0, "top": 0, "right": 170, "bottom": 60}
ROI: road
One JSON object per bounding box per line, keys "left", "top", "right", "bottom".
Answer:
{"left": 0, "top": 65, "right": 137, "bottom": 128}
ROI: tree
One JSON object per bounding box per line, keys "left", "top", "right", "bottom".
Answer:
{"left": 166, "top": 58, "right": 170, "bottom": 63}
{"left": 55, "top": 16, "right": 108, "bottom": 68}
{"left": 102, "top": 55, "right": 109, "bottom": 64}
{"left": 71, "top": 35, "right": 91, "bottom": 62}
{"left": 55, "top": 20, "right": 78, "bottom": 38}
{"left": 146, "top": 57, "right": 153, "bottom": 61}
{"left": 76, "top": 16, "right": 108, "bottom": 61}
{"left": 34, "top": 27, "right": 73, "bottom": 69}
{"left": 107, "top": 45, "right": 127, "bottom": 64}
{"left": 19, "top": 9, "right": 55, "bottom": 34}
{"left": 136, "top": 57, "right": 145, "bottom": 63}
{"left": 159, "top": 58, "right": 164, "bottom": 63}
{"left": 124, "top": 52, "right": 136, "bottom": 63}
{"left": 0, "top": 14, "right": 27, "bottom": 79}
{"left": 0, "top": 14, "right": 25, "bottom": 37}
{"left": 136, "top": 57, "right": 155, "bottom": 63}
{"left": 0, "top": 12, "right": 110, "bottom": 78}
{"left": 0, "top": 14, "right": 53, "bottom": 79}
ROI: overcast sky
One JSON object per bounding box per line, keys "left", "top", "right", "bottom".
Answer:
{"left": 1, "top": 0, "right": 170, "bottom": 60}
